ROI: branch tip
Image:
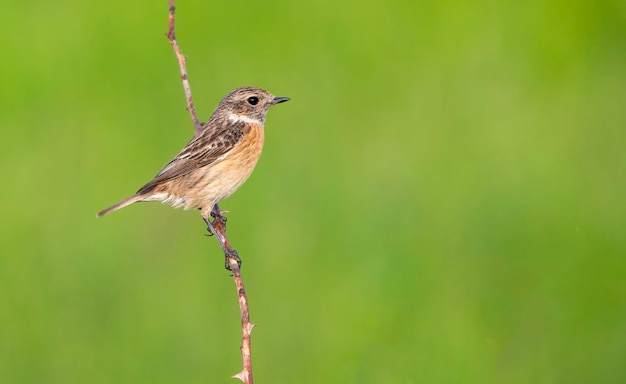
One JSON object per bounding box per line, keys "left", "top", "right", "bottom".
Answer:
{"left": 166, "top": 0, "right": 201, "bottom": 132}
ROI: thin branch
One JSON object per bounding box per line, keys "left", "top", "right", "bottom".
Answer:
{"left": 166, "top": 3, "right": 254, "bottom": 382}
{"left": 209, "top": 206, "right": 255, "bottom": 384}
{"left": 228, "top": 259, "right": 255, "bottom": 384}
{"left": 166, "top": 0, "right": 202, "bottom": 133}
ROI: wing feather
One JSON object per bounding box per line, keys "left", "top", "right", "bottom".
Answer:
{"left": 136, "top": 120, "right": 248, "bottom": 195}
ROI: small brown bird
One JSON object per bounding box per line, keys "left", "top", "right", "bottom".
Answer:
{"left": 98, "top": 86, "right": 289, "bottom": 228}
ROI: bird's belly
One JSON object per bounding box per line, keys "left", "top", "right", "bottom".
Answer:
{"left": 161, "top": 132, "right": 263, "bottom": 211}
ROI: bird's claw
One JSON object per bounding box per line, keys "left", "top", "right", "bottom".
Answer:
{"left": 224, "top": 250, "right": 241, "bottom": 271}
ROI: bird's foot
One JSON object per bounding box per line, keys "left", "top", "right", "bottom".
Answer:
{"left": 225, "top": 249, "right": 241, "bottom": 271}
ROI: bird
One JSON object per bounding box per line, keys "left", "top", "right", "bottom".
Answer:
{"left": 97, "top": 86, "right": 289, "bottom": 231}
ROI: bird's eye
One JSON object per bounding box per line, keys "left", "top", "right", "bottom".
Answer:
{"left": 247, "top": 96, "right": 259, "bottom": 105}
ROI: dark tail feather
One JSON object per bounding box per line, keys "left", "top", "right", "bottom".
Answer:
{"left": 97, "top": 195, "right": 143, "bottom": 217}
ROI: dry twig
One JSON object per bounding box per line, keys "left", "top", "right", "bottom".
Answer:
{"left": 209, "top": 207, "right": 255, "bottom": 384}
{"left": 166, "top": 0, "right": 201, "bottom": 133}
{"left": 166, "top": 3, "right": 255, "bottom": 383}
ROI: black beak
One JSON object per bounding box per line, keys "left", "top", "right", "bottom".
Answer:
{"left": 272, "top": 96, "right": 290, "bottom": 104}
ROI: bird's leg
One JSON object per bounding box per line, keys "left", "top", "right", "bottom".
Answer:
{"left": 210, "top": 203, "right": 224, "bottom": 221}
{"left": 201, "top": 204, "right": 225, "bottom": 236}
{"left": 202, "top": 213, "right": 214, "bottom": 236}
{"left": 204, "top": 204, "right": 241, "bottom": 270}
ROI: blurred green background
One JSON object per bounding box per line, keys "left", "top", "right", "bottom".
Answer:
{"left": 1, "top": 0, "right": 625, "bottom": 383}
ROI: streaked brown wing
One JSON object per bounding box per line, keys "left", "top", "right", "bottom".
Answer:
{"left": 136, "top": 121, "right": 248, "bottom": 195}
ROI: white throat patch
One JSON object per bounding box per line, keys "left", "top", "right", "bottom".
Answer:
{"left": 228, "top": 113, "right": 262, "bottom": 125}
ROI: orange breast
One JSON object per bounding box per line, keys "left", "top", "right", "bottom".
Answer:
{"left": 163, "top": 124, "right": 265, "bottom": 211}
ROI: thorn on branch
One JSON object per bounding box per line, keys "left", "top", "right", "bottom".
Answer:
{"left": 232, "top": 371, "right": 246, "bottom": 382}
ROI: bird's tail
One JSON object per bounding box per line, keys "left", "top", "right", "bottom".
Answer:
{"left": 97, "top": 195, "right": 144, "bottom": 217}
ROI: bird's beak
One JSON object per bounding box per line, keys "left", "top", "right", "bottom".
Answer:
{"left": 271, "top": 96, "right": 290, "bottom": 104}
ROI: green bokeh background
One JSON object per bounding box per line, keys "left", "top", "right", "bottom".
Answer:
{"left": 2, "top": 1, "right": 625, "bottom": 383}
